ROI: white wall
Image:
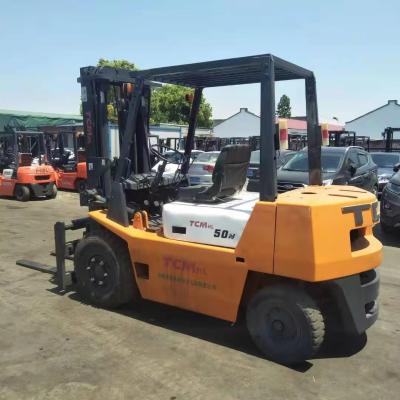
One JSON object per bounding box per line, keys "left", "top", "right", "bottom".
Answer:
{"left": 213, "top": 108, "right": 260, "bottom": 138}
{"left": 345, "top": 100, "right": 400, "bottom": 140}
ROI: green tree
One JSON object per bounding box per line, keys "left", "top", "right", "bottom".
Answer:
{"left": 86, "top": 59, "right": 212, "bottom": 127}
{"left": 150, "top": 85, "right": 213, "bottom": 128}
{"left": 276, "top": 94, "right": 291, "bottom": 118}
{"left": 97, "top": 58, "right": 139, "bottom": 71}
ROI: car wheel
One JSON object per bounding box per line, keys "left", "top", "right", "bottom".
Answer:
{"left": 246, "top": 284, "right": 325, "bottom": 364}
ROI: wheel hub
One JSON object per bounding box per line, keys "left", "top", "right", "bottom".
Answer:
{"left": 272, "top": 319, "right": 284, "bottom": 332}
{"left": 266, "top": 306, "right": 298, "bottom": 340}
{"left": 87, "top": 256, "right": 109, "bottom": 287}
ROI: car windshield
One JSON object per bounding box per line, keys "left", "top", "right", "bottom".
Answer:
{"left": 371, "top": 153, "right": 399, "bottom": 168}
{"left": 195, "top": 152, "right": 220, "bottom": 163}
{"left": 282, "top": 151, "right": 343, "bottom": 173}
{"left": 250, "top": 150, "right": 260, "bottom": 163}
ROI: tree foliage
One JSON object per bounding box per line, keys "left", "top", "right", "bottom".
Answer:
{"left": 91, "top": 59, "right": 213, "bottom": 127}
{"left": 150, "top": 85, "right": 213, "bottom": 128}
{"left": 276, "top": 94, "right": 292, "bottom": 118}
{"left": 97, "top": 58, "right": 139, "bottom": 71}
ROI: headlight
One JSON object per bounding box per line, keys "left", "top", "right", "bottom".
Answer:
{"left": 322, "top": 179, "right": 333, "bottom": 186}
{"left": 386, "top": 182, "right": 400, "bottom": 194}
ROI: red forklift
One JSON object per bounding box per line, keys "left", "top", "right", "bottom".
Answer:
{"left": 0, "top": 127, "right": 57, "bottom": 201}
{"left": 45, "top": 124, "right": 87, "bottom": 192}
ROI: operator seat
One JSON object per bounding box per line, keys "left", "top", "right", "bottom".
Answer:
{"left": 19, "top": 153, "right": 33, "bottom": 167}
{"left": 177, "top": 144, "right": 251, "bottom": 203}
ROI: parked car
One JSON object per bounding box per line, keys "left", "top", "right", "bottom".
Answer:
{"left": 277, "top": 146, "right": 378, "bottom": 193}
{"left": 151, "top": 149, "right": 204, "bottom": 177}
{"left": 188, "top": 151, "right": 220, "bottom": 185}
{"left": 380, "top": 163, "right": 400, "bottom": 233}
{"left": 370, "top": 152, "right": 400, "bottom": 194}
{"left": 247, "top": 149, "right": 296, "bottom": 192}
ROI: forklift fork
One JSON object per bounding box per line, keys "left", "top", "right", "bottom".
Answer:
{"left": 16, "top": 217, "right": 89, "bottom": 291}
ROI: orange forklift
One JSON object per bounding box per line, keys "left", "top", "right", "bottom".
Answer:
{"left": 45, "top": 125, "right": 87, "bottom": 192}
{"left": 19, "top": 54, "right": 381, "bottom": 364}
{"left": 0, "top": 127, "right": 57, "bottom": 201}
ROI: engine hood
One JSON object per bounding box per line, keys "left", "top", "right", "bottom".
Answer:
{"left": 377, "top": 167, "right": 394, "bottom": 178}
{"left": 277, "top": 169, "right": 335, "bottom": 184}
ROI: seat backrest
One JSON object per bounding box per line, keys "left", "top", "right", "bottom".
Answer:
{"left": 198, "top": 144, "right": 251, "bottom": 200}
{"left": 19, "top": 153, "right": 33, "bottom": 167}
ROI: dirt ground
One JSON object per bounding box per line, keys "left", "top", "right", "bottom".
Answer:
{"left": 0, "top": 191, "right": 399, "bottom": 400}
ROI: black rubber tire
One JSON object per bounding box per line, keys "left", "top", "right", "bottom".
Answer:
{"left": 74, "top": 228, "right": 139, "bottom": 308}
{"left": 14, "top": 185, "right": 30, "bottom": 202}
{"left": 246, "top": 284, "right": 325, "bottom": 365}
{"left": 75, "top": 179, "right": 87, "bottom": 193}
{"left": 48, "top": 183, "right": 58, "bottom": 199}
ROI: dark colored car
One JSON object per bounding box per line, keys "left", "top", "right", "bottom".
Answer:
{"left": 247, "top": 149, "right": 295, "bottom": 192}
{"left": 276, "top": 146, "right": 378, "bottom": 193}
{"left": 370, "top": 152, "right": 400, "bottom": 195}
{"left": 380, "top": 164, "right": 400, "bottom": 233}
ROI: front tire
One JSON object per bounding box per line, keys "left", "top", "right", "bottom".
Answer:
{"left": 75, "top": 179, "right": 87, "bottom": 193}
{"left": 74, "top": 228, "right": 139, "bottom": 308}
{"left": 246, "top": 284, "right": 325, "bottom": 364}
{"left": 14, "top": 185, "right": 30, "bottom": 202}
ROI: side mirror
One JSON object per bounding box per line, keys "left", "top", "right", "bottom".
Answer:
{"left": 393, "top": 163, "right": 400, "bottom": 173}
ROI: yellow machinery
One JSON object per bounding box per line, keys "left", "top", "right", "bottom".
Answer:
{"left": 19, "top": 55, "right": 381, "bottom": 364}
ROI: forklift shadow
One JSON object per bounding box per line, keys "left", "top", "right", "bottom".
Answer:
{"left": 373, "top": 224, "right": 400, "bottom": 248}
{"left": 61, "top": 285, "right": 367, "bottom": 372}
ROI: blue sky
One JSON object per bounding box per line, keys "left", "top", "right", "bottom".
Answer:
{"left": 0, "top": 0, "right": 399, "bottom": 124}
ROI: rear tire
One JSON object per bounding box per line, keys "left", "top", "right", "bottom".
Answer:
{"left": 74, "top": 228, "right": 139, "bottom": 308}
{"left": 75, "top": 179, "right": 87, "bottom": 193}
{"left": 246, "top": 284, "right": 325, "bottom": 364}
{"left": 14, "top": 185, "right": 30, "bottom": 202}
{"left": 48, "top": 183, "right": 57, "bottom": 199}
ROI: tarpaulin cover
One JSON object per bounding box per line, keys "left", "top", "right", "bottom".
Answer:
{"left": 0, "top": 109, "right": 82, "bottom": 132}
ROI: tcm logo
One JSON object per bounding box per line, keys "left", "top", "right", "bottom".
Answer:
{"left": 342, "top": 202, "right": 379, "bottom": 226}
{"left": 190, "top": 220, "right": 214, "bottom": 229}
{"left": 163, "top": 256, "right": 207, "bottom": 275}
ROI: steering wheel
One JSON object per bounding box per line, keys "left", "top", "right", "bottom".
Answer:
{"left": 151, "top": 144, "right": 186, "bottom": 165}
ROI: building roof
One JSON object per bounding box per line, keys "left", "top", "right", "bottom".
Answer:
{"left": 213, "top": 108, "right": 343, "bottom": 131}
{"left": 346, "top": 100, "right": 400, "bottom": 124}
{"left": 0, "top": 109, "right": 82, "bottom": 132}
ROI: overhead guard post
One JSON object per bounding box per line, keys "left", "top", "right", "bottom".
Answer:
{"left": 259, "top": 56, "right": 277, "bottom": 202}
{"left": 305, "top": 75, "right": 322, "bottom": 185}
{"left": 181, "top": 88, "right": 203, "bottom": 175}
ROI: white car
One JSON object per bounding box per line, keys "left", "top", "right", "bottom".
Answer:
{"left": 188, "top": 151, "right": 220, "bottom": 186}
{"left": 151, "top": 150, "right": 204, "bottom": 178}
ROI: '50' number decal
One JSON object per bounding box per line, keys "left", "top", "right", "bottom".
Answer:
{"left": 214, "top": 229, "right": 235, "bottom": 239}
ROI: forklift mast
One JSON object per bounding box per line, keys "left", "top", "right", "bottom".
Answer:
{"left": 79, "top": 68, "right": 152, "bottom": 204}
{"left": 1, "top": 127, "right": 47, "bottom": 168}
{"left": 44, "top": 124, "right": 86, "bottom": 166}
